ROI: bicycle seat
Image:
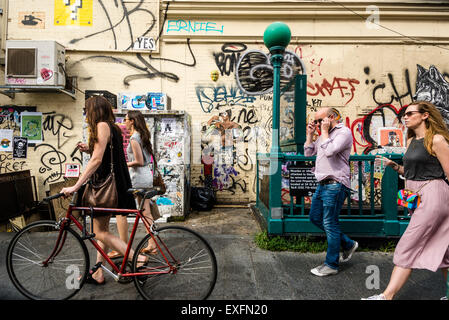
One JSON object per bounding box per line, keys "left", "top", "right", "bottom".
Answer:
{"left": 127, "top": 188, "right": 159, "bottom": 199}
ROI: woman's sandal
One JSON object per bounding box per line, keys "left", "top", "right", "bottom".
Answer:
{"left": 136, "top": 255, "right": 149, "bottom": 269}
{"left": 107, "top": 250, "right": 122, "bottom": 259}
{"left": 141, "top": 247, "right": 158, "bottom": 255}
{"left": 83, "top": 263, "right": 106, "bottom": 285}
{"left": 85, "top": 273, "right": 106, "bottom": 285}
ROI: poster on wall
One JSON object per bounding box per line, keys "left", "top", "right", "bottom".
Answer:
{"left": 12, "top": 137, "right": 28, "bottom": 159}
{"left": 119, "top": 93, "right": 147, "bottom": 110}
{"left": 18, "top": 12, "right": 46, "bottom": 29}
{"left": 0, "top": 129, "right": 14, "bottom": 152}
{"left": 288, "top": 162, "right": 318, "bottom": 197}
{"left": 377, "top": 127, "right": 405, "bottom": 147}
{"left": 20, "top": 112, "right": 43, "bottom": 144}
{"left": 64, "top": 163, "right": 81, "bottom": 178}
{"left": 54, "top": 0, "right": 93, "bottom": 26}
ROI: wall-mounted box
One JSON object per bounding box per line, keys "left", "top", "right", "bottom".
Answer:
{"left": 5, "top": 40, "right": 66, "bottom": 87}
{"left": 85, "top": 90, "right": 117, "bottom": 109}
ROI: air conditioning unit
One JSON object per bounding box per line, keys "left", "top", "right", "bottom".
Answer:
{"left": 5, "top": 40, "right": 66, "bottom": 87}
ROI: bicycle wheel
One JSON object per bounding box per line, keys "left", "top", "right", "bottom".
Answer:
{"left": 6, "top": 220, "right": 90, "bottom": 300}
{"left": 133, "top": 226, "right": 217, "bottom": 300}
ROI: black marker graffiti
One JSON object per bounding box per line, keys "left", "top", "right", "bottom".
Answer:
{"left": 69, "top": 0, "right": 156, "bottom": 52}
{"left": 71, "top": 39, "right": 196, "bottom": 85}
{"left": 371, "top": 69, "right": 413, "bottom": 107}
{"left": 34, "top": 143, "right": 67, "bottom": 185}
{"left": 235, "top": 50, "right": 305, "bottom": 95}
{"left": 42, "top": 112, "right": 75, "bottom": 149}
{"left": 214, "top": 43, "right": 247, "bottom": 76}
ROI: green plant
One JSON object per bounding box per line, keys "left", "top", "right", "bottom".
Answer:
{"left": 254, "top": 231, "right": 398, "bottom": 253}
{"left": 255, "top": 231, "right": 328, "bottom": 253}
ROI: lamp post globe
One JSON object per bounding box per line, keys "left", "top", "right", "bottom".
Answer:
{"left": 263, "top": 22, "right": 291, "bottom": 51}
{"left": 264, "top": 22, "right": 292, "bottom": 225}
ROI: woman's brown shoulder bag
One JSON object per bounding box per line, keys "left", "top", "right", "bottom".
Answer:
{"left": 153, "top": 167, "right": 166, "bottom": 195}
{"left": 81, "top": 125, "right": 118, "bottom": 208}
{"left": 151, "top": 153, "right": 166, "bottom": 195}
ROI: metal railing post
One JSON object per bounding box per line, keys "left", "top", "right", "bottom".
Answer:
{"left": 381, "top": 166, "right": 399, "bottom": 236}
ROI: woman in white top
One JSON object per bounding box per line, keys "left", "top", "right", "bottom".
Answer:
{"left": 111, "top": 110, "right": 158, "bottom": 257}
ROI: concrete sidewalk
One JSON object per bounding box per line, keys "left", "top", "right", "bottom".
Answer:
{"left": 0, "top": 206, "right": 447, "bottom": 300}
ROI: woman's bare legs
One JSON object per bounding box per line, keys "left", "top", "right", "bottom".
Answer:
{"left": 115, "top": 215, "right": 129, "bottom": 243}
{"left": 138, "top": 196, "right": 157, "bottom": 253}
{"left": 382, "top": 266, "right": 412, "bottom": 300}
{"left": 90, "top": 215, "right": 143, "bottom": 282}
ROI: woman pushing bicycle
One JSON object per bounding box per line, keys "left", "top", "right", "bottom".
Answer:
{"left": 60, "top": 95, "right": 147, "bottom": 285}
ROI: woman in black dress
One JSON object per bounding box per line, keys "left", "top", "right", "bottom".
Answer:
{"left": 61, "top": 96, "right": 143, "bottom": 284}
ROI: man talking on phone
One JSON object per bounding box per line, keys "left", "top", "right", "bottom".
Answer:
{"left": 304, "top": 107, "right": 358, "bottom": 276}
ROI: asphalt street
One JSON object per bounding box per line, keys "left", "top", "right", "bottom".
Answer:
{"left": 0, "top": 206, "right": 447, "bottom": 301}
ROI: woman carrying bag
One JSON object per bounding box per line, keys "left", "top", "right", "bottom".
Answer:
{"left": 61, "top": 96, "right": 147, "bottom": 284}
{"left": 364, "top": 101, "right": 449, "bottom": 300}
{"left": 111, "top": 110, "right": 160, "bottom": 257}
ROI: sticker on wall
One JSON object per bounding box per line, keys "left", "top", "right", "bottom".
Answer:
{"left": 40, "top": 68, "right": 54, "bottom": 81}
{"left": 64, "top": 163, "right": 81, "bottom": 178}
{"left": 20, "top": 112, "right": 43, "bottom": 144}
{"left": 119, "top": 93, "right": 147, "bottom": 110}
{"left": 211, "top": 70, "right": 219, "bottom": 82}
{"left": 146, "top": 93, "right": 167, "bottom": 110}
{"left": 12, "top": 137, "right": 28, "bottom": 159}
{"left": 160, "top": 118, "right": 177, "bottom": 135}
{"left": 0, "top": 129, "right": 13, "bottom": 152}
{"left": 377, "top": 127, "right": 405, "bottom": 147}
{"left": 19, "top": 12, "right": 45, "bottom": 29}
{"left": 54, "top": 0, "right": 93, "bottom": 26}
{"left": 133, "top": 37, "right": 156, "bottom": 51}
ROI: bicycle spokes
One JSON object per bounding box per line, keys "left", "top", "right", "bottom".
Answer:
{"left": 133, "top": 226, "right": 217, "bottom": 300}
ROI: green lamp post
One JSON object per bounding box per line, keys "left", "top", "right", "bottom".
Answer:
{"left": 264, "top": 22, "right": 291, "bottom": 231}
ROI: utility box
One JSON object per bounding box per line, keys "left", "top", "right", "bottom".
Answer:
{"left": 5, "top": 40, "right": 66, "bottom": 87}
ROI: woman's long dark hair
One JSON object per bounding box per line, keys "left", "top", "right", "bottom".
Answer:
{"left": 127, "top": 110, "right": 155, "bottom": 162}
{"left": 85, "top": 95, "right": 120, "bottom": 154}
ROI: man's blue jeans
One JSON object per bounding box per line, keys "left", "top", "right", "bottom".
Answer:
{"left": 309, "top": 183, "right": 355, "bottom": 270}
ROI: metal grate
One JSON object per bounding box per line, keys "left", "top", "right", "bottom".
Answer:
{"left": 6, "top": 48, "right": 37, "bottom": 77}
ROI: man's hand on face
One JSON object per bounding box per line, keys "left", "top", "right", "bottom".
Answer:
{"left": 321, "top": 117, "right": 331, "bottom": 133}
{"left": 306, "top": 121, "right": 316, "bottom": 137}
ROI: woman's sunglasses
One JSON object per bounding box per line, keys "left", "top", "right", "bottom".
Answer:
{"left": 402, "top": 110, "right": 421, "bottom": 118}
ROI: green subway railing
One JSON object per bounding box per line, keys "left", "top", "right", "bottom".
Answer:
{"left": 256, "top": 153, "right": 409, "bottom": 237}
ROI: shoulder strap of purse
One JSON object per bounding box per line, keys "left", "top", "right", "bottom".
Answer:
{"left": 108, "top": 122, "right": 114, "bottom": 173}
{"left": 415, "top": 180, "right": 432, "bottom": 194}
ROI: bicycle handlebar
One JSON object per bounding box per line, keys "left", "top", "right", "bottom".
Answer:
{"left": 43, "top": 193, "right": 65, "bottom": 202}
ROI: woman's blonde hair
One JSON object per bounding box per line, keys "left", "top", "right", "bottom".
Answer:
{"left": 406, "top": 100, "right": 449, "bottom": 155}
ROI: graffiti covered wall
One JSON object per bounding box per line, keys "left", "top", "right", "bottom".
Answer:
{"left": 1, "top": 1, "right": 449, "bottom": 208}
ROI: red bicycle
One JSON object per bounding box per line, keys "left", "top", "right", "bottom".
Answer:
{"left": 6, "top": 189, "right": 217, "bottom": 300}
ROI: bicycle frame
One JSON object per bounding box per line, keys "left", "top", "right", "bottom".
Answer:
{"left": 47, "top": 193, "right": 178, "bottom": 280}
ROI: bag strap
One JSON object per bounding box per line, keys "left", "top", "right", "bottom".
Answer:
{"left": 415, "top": 180, "right": 432, "bottom": 195}
{"left": 107, "top": 122, "right": 114, "bottom": 174}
